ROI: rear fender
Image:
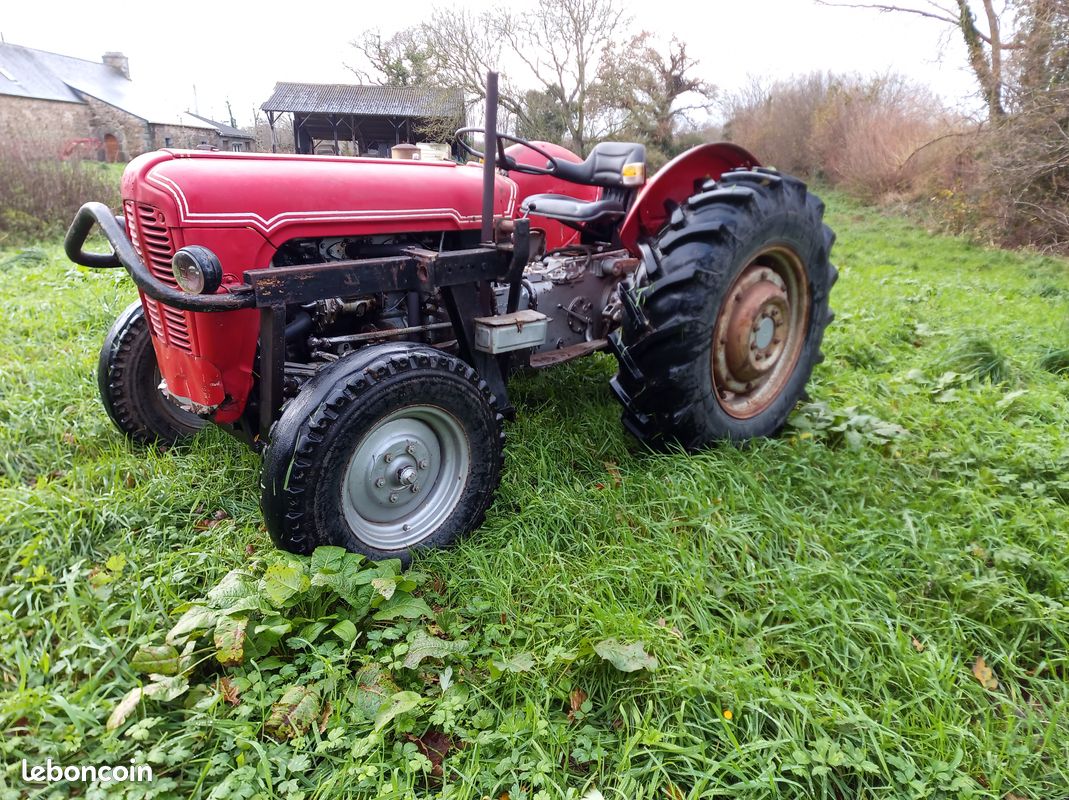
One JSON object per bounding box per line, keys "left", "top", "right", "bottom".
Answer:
{"left": 618, "top": 143, "right": 760, "bottom": 254}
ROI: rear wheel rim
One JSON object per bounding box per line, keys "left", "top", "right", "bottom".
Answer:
{"left": 712, "top": 246, "right": 810, "bottom": 419}
{"left": 341, "top": 405, "right": 470, "bottom": 550}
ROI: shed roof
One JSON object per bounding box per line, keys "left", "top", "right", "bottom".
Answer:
{"left": 0, "top": 43, "right": 208, "bottom": 128}
{"left": 261, "top": 82, "right": 463, "bottom": 118}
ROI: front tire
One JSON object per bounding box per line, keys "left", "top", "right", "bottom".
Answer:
{"left": 611, "top": 168, "right": 837, "bottom": 449}
{"left": 98, "top": 301, "right": 206, "bottom": 445}
{"left": 260, "top": 343, "right": 504, "bottom": 562}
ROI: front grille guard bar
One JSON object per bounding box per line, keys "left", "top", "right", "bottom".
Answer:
{"left": 64, "top": 202, "right": 255, "bottom": 312}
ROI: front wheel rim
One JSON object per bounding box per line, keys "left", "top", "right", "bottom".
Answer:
{"left": 341, "top": 405, "right": 470, "bottom": 550}
{"left": 712, "top": 246, "right": 811, "bottom": 419}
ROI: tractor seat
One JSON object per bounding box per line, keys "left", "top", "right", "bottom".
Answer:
{"left": 552, "top": 142, "right": 647, "bottom": 188}
{"left": 521, "top": 194, "right": 626, "bottom": 225}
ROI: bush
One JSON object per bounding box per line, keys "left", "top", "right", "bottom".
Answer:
{"left": 723, "top": 72, "right": 964, "bottom": 201}
{"left": 0, "top": 139, "right": 121, "bottom": 245}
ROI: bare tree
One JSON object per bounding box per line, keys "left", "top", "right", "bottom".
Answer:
{"left": 815, "top": 0, "right": 1024, "bottom": 118}
{"left": 349, "top": 0, "right": 629, "bottom": 154}
{"left": 492, "top": 0, "right": 629, "bottom": 153}
{"left": 596, "top": 34, "right": 715, "bottom": 163}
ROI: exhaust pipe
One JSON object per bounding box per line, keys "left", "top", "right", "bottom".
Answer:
{"left": 481, "top": 71, "right": 498, "bottom": 243}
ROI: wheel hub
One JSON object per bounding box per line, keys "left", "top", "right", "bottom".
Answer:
{"left": 341, "top": 406, "right": 469, "bottom": 548}
{"left": 712, "top": 249, "right": 810, "bottom": 419}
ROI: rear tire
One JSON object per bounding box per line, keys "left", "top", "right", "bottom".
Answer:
{"left": 610, "top": 168, "right": 837, "bottom": 449}
{"left": 260, "top": 343, "right": 504, "bottom": 562}
{"left": 98, "top": 301, "right": 206, "bottom": 445}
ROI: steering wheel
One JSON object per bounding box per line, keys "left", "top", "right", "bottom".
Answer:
{"left": 455, "top": 127, "right": 560, "bottom": 176}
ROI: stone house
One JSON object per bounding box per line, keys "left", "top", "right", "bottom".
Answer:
{"left": 0, "top": 43, "right": 254, "bottom": 160}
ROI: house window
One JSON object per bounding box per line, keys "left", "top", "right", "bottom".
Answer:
{"left": 231, "top": 142, "right": 244, "bottom": 152}
{"left": 164, "top": 137, "right": 173, "bottom": 147}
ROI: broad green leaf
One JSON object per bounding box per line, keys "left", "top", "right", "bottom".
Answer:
{"left": 214, "top": 616, "right": 248, "bottom": 667}
{"left": 264, "top": 685, "right": 320, "bottom": 740}
{"left": 594, "top": 639, "right": 658, "bottom": 672}
{"left": 260, "top": 561, "right": 310, "bottom": 608}
{"left": 310, "top": 545, "right": 350, "bottom": 575}
{"left": 166, "top": 605, "right": 218, "bottom": 646}
{"left": 373, "top": 690, "right": 421, "bottom": 731}
{"left": 130, "top": 644, "right": 180, "bottom": 676}
{"left": 490, "top": 652, "right": 536, "bottom": 676}
{"left": 438, "top": 666, "right": 453, "bottom": 692}
{"left": 142, "top": 674, "right": 189, "bottom": 702}
{"left": 251, "top": 617, "right": 292, "bottom": 650}
{"left": 105, "top": 553, "right": 127, "bottom": 574}
{"left": 178, "top": 640, "right": 197, "bottom": 673}
{"left": 206, "top": 569, "right": 260, "bottom": 615}
{"left": 371, "top": 576, "right": 398, "bottom": 601}
{"left": 296, "top": 620, "right": 330, "bottom": 646}
{"left": 402, "top": 631, "right": 469, "bottom": 670}
{"left": 108, "top": 673, "right": 192, "bottom": 730}
{"left": 350, "top": 663, "right": 399, "bottom": 719}
{"left": 331, "top": 619, "right": 359, "bottom": 644}
{"left": 372, "top": 594, "right": 434, "bottom": 622}
{"left": 311, "top": 559, "right": 374, "bottom": 612}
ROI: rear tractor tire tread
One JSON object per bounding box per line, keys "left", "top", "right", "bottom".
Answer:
{"left": 611, "top": 167, "right": 837, "bottom": 450}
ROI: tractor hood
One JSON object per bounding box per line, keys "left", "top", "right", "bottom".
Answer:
{"left": 121, "top": 149, "right": 519, "bottom": 248}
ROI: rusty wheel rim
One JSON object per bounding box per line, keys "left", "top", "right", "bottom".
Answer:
{"left": 712, "top": 246, "right": 810, "bottom": 419}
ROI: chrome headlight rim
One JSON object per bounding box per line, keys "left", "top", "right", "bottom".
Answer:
{"left": 171, "top": 246, "right": 223, "bottom": 295}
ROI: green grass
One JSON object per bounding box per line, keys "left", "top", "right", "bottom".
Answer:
{"left": 1, "top": 194, "right": 1068, "bottom": 799}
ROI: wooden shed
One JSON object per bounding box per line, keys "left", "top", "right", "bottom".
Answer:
{"left": 260, "top": 82, "right": 464, "bottom": 157}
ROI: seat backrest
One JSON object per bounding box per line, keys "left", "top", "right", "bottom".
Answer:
{"left": 553, "top": 142, "right": 646, "bottom": 188}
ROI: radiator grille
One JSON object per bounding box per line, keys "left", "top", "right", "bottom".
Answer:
{"left": 125, "top": 201, "right": 194, "bottom": 353}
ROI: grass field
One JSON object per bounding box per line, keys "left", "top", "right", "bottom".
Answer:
{"left": 1, "top": 194, "right": 1067, "bottom": 799}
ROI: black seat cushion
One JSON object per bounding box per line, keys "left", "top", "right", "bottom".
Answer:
{"left": 551, "top": 142, "right": 646, "bottom": 188}
{"left": 521, "top": 194, "right": 626, "bottom": 224}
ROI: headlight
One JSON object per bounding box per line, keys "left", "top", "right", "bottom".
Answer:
{"left": 171, "top": 246, "right": 223, "bottom": 294}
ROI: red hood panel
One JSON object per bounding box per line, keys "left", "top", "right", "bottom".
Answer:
{"left": 123, "top": 150, "right": 518, "bottom": 243}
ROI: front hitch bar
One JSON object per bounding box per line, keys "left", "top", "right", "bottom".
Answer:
{"left": 64, "top": 202, "right": 254, "bottom": 312}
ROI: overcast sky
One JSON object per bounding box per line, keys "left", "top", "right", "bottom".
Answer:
{"left": 2, "top": 0, "right": 980, "bottom": 127}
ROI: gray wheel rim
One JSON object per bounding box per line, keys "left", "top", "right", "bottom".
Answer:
{"left": 341, "top": 405, "right": 470, "bottom": 550}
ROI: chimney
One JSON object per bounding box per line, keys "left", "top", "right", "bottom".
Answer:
{"left": 102, "top": 52, "right": 130, "bottom": 79}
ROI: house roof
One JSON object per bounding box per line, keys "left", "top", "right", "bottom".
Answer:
{"left": 185, "top": 111, "right": 254, "bottom": 139}
{"left": 261, "top": 82, "right": 463, "bottom": 118}
{"left": 0, "top": 43, "right": 82, "bottom": 103}
{"left": 0, "top": 43, "right": 209, "bottom": 128}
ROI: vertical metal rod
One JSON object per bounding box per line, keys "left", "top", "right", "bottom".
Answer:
{"left": 259, "top": 305, "right": 286, "bottom": 442}
{"left": 406, "top": 290, "right": 422, "bottom": 340}
{"left": 481, "top": 71, "right": 499, "bottom": 243}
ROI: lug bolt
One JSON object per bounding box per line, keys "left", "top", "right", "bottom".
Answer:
{"left": 375, "top": 477, "right": 386, "bottom": 488}
{"left": 384, "top": 452, "right": 393, "bottom": 463}
{"left": 405, "top": 444, "right": 416, "bottom": 455}
{"left": 403, "top": 524, "right": 412, "bottom": 532}
{"left": 410, "top": 484, "right": 421, "bottom": 494}
{"left": 418, "top": 459, "right": 428, "bottom": 469}
{"left": 389, "top": 493, "right": 399, "bottom": 503}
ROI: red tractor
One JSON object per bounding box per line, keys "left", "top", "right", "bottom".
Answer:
{"left": 66, "top": 73, "right": 836, "bottom": 562}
